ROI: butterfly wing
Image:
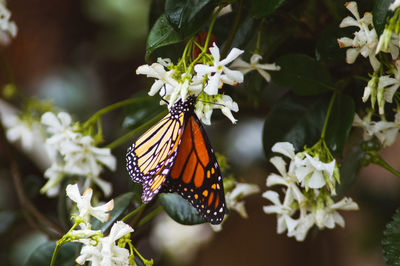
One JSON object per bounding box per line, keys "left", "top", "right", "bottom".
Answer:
{"left": 162, "top": 114, "right": 226, "bottom": 224}
{"left": 126, "top": 111, "right": 185, "bottom": 202}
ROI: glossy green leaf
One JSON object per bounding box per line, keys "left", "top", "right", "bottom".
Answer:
{"left": 383, "top": 208, "right": 400, "bottom": 266}
{"left": 145, "top": 14, "right": 183, "bottom": 62}
{"left": 270, "top": 54, "right": 333, "bottom": 95}
{"left": 24, "top": 242, "right": 78, "bottom": 266}
{"left": 250, "top": 0, "right": 286, "bottom": 18}
{"left": 325, "top": 94, "right": 355, "bottom": 157}
{"left": 92, "top": 192, "right": 135, "bottom": 232}
{"left": 159, "top": 193, "right": 206, "bottom": 225}
{"left": 263, "top": 93, "right": 329, "bottom": 156}
{"left": 315, "top": 23, "right": 348, "bottom": 62}
{"left": 123, "top": 95, "right": 164, "bottom": 129}
{"left": 373, "top": 0, "right": 392, "bottom": 36}
{"left": 165, "top": 0, "right": 216, "bottom": 37}
{"left": 335, "top": 143, "right": 364, "bottom": 198}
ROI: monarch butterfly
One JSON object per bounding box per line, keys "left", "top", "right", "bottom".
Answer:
{"left": 126, "top": 96, "right": 226, "bottom": 224}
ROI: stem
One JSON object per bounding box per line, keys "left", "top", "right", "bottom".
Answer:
{"left": 105, "top": 110, "right": 167, "bottom": 149}
{"left": 11, "top": 161, "right": 64, "bottom": 237}
{"left": 190, "top": 5, "right": 224, "bottom": 67}
{"left": 137, "top": 206, "right": 163, "bottom": 228}
{"left": 221, "top": 0, "right": 243, "bottom": 58}
{"left": 50, "top": 243, "right": 61, "bottom": 266}
{"left": 83, "top": 97, "right": 154, "bottom": 128}
{"left": 321, "top": 92, "right": 337, "bottom": 139}
{"left": 373, "top": 154, "right": 400, "bottom": 178}
{"left": 121, "top": 203, "right": 147, "bottom": 222}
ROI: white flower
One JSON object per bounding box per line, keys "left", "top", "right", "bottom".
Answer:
{"left": 337, "top": 2, "right": 380, "bottom": 70}
{"left": 226, "top": 182, "right": 260, "bottom": 218}
{"left": 41, "top": 112, "right": 117, "bottom": 197}
{"left": 231, "top": 53, "right": 281, "bottom": 82}
{"left": 390, "top": 0, "right": 400, "bottom": 11}
{"left": 263, "top": 141, "right": 359, "bottom": 241}
{"left": 66, "top": 184, "right": 114, "bottom": 224}
{"left": 194, "top": 43, "right": 244, "bottom": 95}
{"left": 76, "top": 221, "right": 133, "bottom": 266}
{"left": 362, "top": 74, "right": 378, "bottom": 106}
{"left": 314, "top": 197, "right": 359, "bottom": 229}
{"left": 0, "top": 1, "right": 17, "bottom": 46}
{"left": 195, "top": 94, "right": 239, "bottom": 125}
{"left": 353, "top": 112, "right": 400, "bottom": 147}
{"left": 3, "top": 115, "right": 40, "bottom": 151}
{"left": 40, "top": 163, "right": 65, "bottom": 196}
{"left": 150, "top": 213, "right": 213, "bottom": 265}
{"left": 263, "top": 190, "right": 300, "bottom": 236}
{"left": 294, "top": 153, "right": 336, "bottom": 191}
{"left": 136, "top": 62, "right": 178, "bottom": 98}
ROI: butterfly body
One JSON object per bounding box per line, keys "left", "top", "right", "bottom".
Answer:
{"left": 126, "top": 96, "right": 226, "bottom": 224}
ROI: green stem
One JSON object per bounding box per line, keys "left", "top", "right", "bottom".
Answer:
{"left": 221, "top": 0, "right": 243, "bottom": 58}
{"left": 133, "top": 245, "right": 153, "bottom": 265}
{"left": 83, "top": 97, "right": 154, "bottom": 128}
{"left": 190, "top": 5, "right": 224, "bottom": 67}
{"left": 373, "top": 154, "right": 400, "bottom": 178}
{"left": 321, "top": 91, "right": 337, "bottom": 139}
{"left": 137, "top": 206, "right": 163, "bottom": 228}
{"left": 50, "top": 243, "right": 61, "bottom": 266}
{"left": 105, "top": 110, "right": 167, "bottom": 149}
{"left": 121, "top": 203, "right": 147, "bottom": 222}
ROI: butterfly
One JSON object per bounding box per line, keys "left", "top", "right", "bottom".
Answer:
{"left": 126, "top": 96, "right": 226, "bottom": 224}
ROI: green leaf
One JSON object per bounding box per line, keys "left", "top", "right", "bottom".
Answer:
{"left": 250, "top": 0, "right": 286, "bottom": 18}
{"left": 165, "top": 0, "right": 216, "bottom": 37}
{"left": 270, "top": 54, "right": 333, "bottom": 95}
{"left": 92, "top": 192, "right": 135, "bottom": 232}
{"left": 263, "top": 93, "right": 329, "bottom": 156}
{"left": 123, "top": 94, "right": 164, "bottom": 129}
{"left": 315, "top": 23, "right": 348, "bottom": 62}
{"left": 373, "top": 0, "right": 392, "bottom": 36}
{"left": 24, "top": 242, "right": 78, "bottom": 266}
{"left": 145, "top": 14, "right": 183, "bottom": 62}
{"left": 383, "top": 208, "right": 400, "bottom": 266}
{"left": 325, "top": 94, "right": 355, "bottom": 157}
{"left": 335, "top": 143, "right": 364, "bottom": 198}
{"left": 159, "top": 193, "right": 206, "bottom": 225}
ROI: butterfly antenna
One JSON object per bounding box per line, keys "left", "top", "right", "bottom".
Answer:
{"left": 160, "top": 85, "right": 169, "bottom": 105}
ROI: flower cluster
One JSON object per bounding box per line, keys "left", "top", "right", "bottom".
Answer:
{"left": 353, "top": 111, "right": 400, "bottom": 147}
{"left": 337, "top": 1, "right": 379, "bottom": 70}
{"left": 63, "top": 184, "right": 136, "bottom": 266}
{"left": 0, "top": 0, "right": 17, "bottom": 46}
{"left": 40, "top": 112, "right": 116, "bottom": 197}
{"left": 137, "top": 42, "right": 280, "bottom": 125}
{"left": 263, "top": 142, "right": 358, "bottom": 241}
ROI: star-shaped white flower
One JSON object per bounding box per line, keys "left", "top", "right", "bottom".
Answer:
{"left": 390, "top": 0, "right": 400, "bottom": 10}
{"left": 337, "top": 1, "right": 380, "bottom": 70}
{"left": 225, "top": 182, "right": 260, "bottom": 218}
{"left": 353, "top": 112, "right": 400, "bottom": 147}
{"left": 136, "top": 61, "right": 178, "bottom": 97}
{"left": 263, "top": 190, "right": 299, "bottom": 235}
{"left": 195, "top": 94, "right": 239, "bottom": 125}
{"left": 194, "top": 43, "right": 244, "bottom": 95}
{"left": 66, "top": 184, "right": 114, "bottom": 224}
{"left": 314, "top": 197, "right": 359, "bottom": 229}
{"left": 75, "top": 221, "right": 133, "bottom": 266}
{"left": 231, "top": 53, "right": 281, "bottom": 82}
{"left": 294, "top": 153, "right": 336, "bottom": 191}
